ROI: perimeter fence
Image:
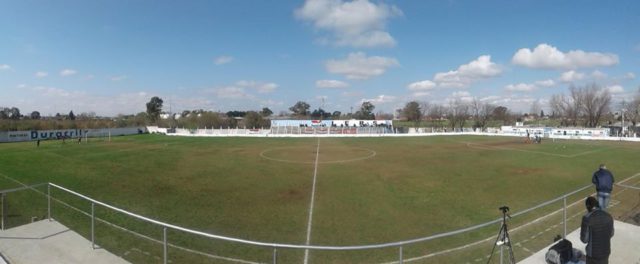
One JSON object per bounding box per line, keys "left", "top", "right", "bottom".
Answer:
{"left": 3, "top": 176, "right": 639, "bottom": 264}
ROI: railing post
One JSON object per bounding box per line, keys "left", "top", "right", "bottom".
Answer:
{"left": 1, "top": 193, "right": 5, "bottom": 230}
{"left": 163, "top": 227, "right": 168, "bottom": 264}
{"left": 91, "top": 202, "right": 95, "bottom": 249}
{"left": 499, "top": 243, "right": 503, "bottom": 264}
{"left": 47, "top": 184, "right": 51, "bottom": 221}
{"left": 399, "top": 246, "right": 403, "bottom": 264}
{"left": 563, "top": 195, "right": 567, "bottom": 238}
{"left": 272, "top": 247, "right": 277, "bottom": 264}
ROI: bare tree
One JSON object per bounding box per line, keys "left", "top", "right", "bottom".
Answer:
{"left": 470, "top": 99, "right": 495, "bottom": 131}
{"left": 580, "top": 84, "right": 611, "bottom": 127}
{"left": 621, "top": 87, "right": 640, "bottom": 127}
{"left": 447, "top": 99, "right": 470, "bottom": 131}
{"left": 549, "top": 92, "right": 580, "bottom": 126}
{"left": 530, "top": 99, "right": 542, "bottom": 118}
{"left": 428, "top": 104, "right": 446, "bottom": 130}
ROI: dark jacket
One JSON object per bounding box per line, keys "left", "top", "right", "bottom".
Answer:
{"left": 580, "top": 209, "right": 614, "bottom": 258}
{"left": 592, "top": 169, "right": 614, "bottom": 193}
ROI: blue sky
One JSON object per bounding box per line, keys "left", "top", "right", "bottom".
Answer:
{"left": 1, "top": 0, "right": 639, "bottom": 116}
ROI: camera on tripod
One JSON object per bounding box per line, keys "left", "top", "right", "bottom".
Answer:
{"left": 486, "top": 205, "right": 516, "bottom": 264}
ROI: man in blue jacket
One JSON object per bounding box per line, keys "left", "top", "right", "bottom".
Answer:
{"left": 580, "top": 196, "right": 614, "bottom": 264}
{"left": 592, "top": 164, "right": 614, "bottom": 211}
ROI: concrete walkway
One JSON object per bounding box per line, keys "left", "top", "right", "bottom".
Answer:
{"left": 519, "top": 220, "right": 640, "bottom": 264}
{"left": 0, "top": 220, "right": 128, "bottom": 264}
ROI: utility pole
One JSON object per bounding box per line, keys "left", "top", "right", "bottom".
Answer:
{"left": 622, "top": 108, "right": 627, "bottom": 137}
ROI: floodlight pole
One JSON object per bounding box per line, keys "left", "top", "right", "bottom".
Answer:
{"left": 621, "top": 108, "right": 626, "bottom": 137}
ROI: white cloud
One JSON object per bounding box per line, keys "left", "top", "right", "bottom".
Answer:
{"left": 505, "top": 83, "right": 536, "bottom": 92}
{"left": 214, "top": 56, "right": 234, "bottom": 65}
{"left": 33, "top": 86, "right": 84, "bottom": 98}
{"left": 512, "top": 43, "right": 619, "bottom": 70}
{"left": 591, "top": 70, "right": 607, "bottom": 79}
{"left": 214, "top": 86, "right": 253, "bottom": 99}
{"left": 0, "top": 64, "right": 11, "bottom": 70}
{"left": 433, "top": 55, "right": 502, "bottom": 88}
{"left": 534, "top": 79, "right": 555, "bottom": 87}
{"left": 407, "top": 80, "right": 436, "bottom": 91}
{"left": 60, "top": 69, "right": 77, "bottom": 76}
{"left": 235, "top": 80, "right": 278, "bottom": 93}
{"left": 35, "top": 71, "right": 48, "bottom": 78}
{"left": 325, "top": 52, "right": 399, "bottom": 80}
{"left": 295, "top": 0, "right": 402, "bottom": 48}
{"left": 316, "top": 79, "right": 349, "bottom": 88}
{"left": 361, "top": 94, "right": 396, "bottom": 104}
{"left": 480, "top": 95, "right": 501, "bottom": 102}
{"left": 451, "top": 91, "right": 471, "bottom": 97}
{"left": 606, "top": 85, "right": 624, "bottom": 94}
{"left": 256, "top": 83, "right": 278, "bottom": 93}
{"left": 412, "top": 92, "right": 430, "bottom": 97}
{"left": 449, "top": 91, "right": 474, "bottom": 102}
{"left": 624, "top": 72, "right": 636, "bottom": 80}
{"left": 110, "top": 75, "right": 127, "bottom": 81}
{"left": 559, "top": 70, "right": 585, "bottom": 83}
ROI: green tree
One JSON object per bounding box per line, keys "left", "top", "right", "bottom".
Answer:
{"left": 146, "top": 96, "right": 164, "bottom": 124}
{"left": 356, "top": 101, "right": 375, "bottom": 120}
{"left": 68, "top": 110, "right": 76, "bottom": 120}
{"left": 402, "top": 101, "right": 422, "bottom": 126}
{"left": 244, "top": 111, "right": 264, "bottom": 128}
{"left": 289, "top": 101, "right": 310, "bottom": 117}
{"left": 30, "top": 111, "right": 41, "bottom": 120}
{"left": 260, "top": 107, "right": 273, "bottom": 117}
{"left": 492, "top": 106, "right": 510, "bottom": 125}
{"left": 331, "top": 111, "right": 342, "bottom": 119}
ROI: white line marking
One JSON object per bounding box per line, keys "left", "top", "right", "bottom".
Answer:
{"left": 303, "top": 138, "right": 321, "bottom": 264}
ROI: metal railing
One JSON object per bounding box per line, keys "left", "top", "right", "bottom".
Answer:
{"left": 0, "top": 182, "right": 605, "bottom": 264}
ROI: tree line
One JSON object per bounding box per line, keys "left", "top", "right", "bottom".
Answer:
{"left": 398, "top": 84, "right": 640, "bottom": 130}
{"left": 2, "top": 84, "right": 638, "bottom": 131}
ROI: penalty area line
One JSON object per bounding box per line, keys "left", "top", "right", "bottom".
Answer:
{"left": 304, "top": 138, "right": 321, "bottom": 264}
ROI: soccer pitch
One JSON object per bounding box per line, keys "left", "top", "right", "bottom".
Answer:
{"left": 0, "top": 134, "right": 638, "bottom": 263}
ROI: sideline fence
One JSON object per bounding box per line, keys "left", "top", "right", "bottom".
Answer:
{"left": 3, "top": 180, "right": 632, "bottom": 263}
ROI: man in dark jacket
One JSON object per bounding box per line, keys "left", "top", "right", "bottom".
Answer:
{"left": 580, "top": 196, "right": 614, "bottom": 264}
{"left": 592, "top": 164, "right": 614, "bottom": 211}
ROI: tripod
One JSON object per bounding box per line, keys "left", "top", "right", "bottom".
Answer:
{"left": 486, "top": 206, "right": 515, "bottom": 264}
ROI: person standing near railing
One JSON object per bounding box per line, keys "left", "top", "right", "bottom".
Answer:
{"left": 580, "top": 196, "right": 614, "bottom": 264}
{"left": 592, "top": 164, "right": 614, "bottom": 211}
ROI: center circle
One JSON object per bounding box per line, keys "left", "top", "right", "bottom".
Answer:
{"left": 260, "top": 146, "right": 376, "bottom": 164}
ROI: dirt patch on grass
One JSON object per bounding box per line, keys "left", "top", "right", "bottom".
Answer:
{"left": 278, "top": 188, "right": 306, "bottom": 201}
{"left": 480, "top": 139, "right": 529, "bottom": 147}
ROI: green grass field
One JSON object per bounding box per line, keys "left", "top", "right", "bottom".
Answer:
{"left": 0, "top": 134, "right": 639, "bottom": 263}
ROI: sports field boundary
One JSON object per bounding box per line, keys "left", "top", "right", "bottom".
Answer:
{"left": 158, "top": 128, "right": 640, "bottom": 143}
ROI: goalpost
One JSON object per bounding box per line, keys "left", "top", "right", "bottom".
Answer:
{"left": 84, "top": 128, "right": 112, "bottom": 143}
